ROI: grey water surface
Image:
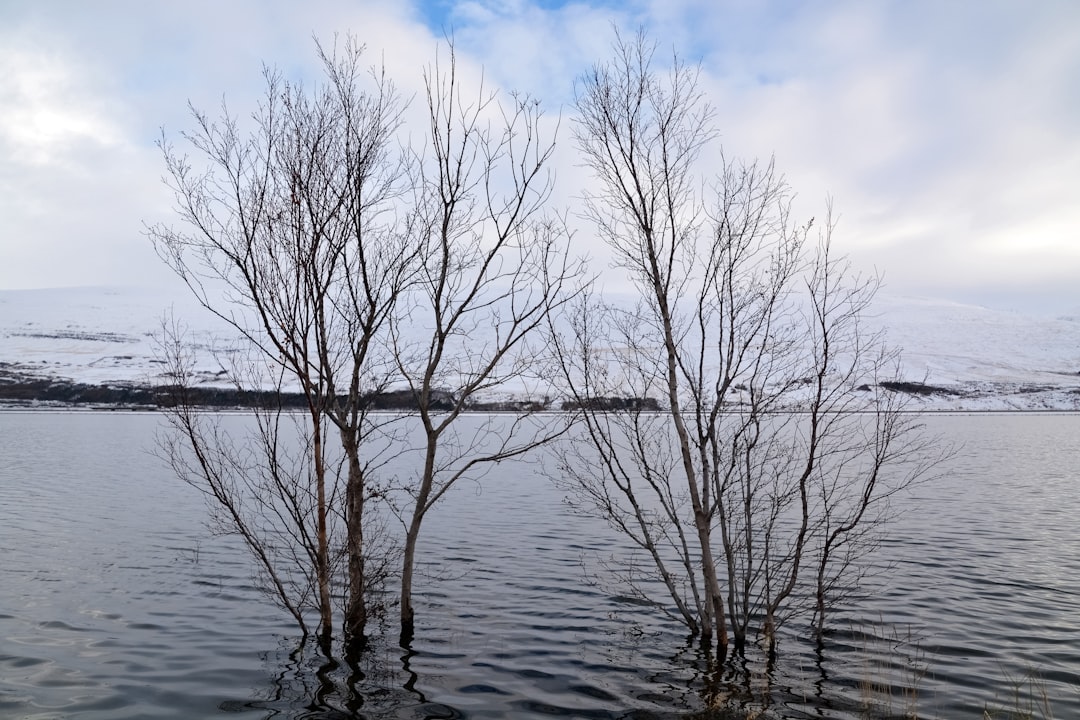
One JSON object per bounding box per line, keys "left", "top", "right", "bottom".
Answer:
{"left": 0, "top": 411, "right": 1077, "bottom": 718}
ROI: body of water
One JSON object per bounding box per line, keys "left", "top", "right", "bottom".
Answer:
{"left": 0, "top": 411, "right": 1077, "bottom": 718}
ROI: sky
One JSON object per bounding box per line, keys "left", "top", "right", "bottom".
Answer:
{"left": 1, "top": 0, "right": 1078, "bottom": 314}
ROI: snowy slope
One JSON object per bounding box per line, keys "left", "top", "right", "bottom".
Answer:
{"left": 1, "top": 286, "right": 1079, "bottom": 410}
{"left": 867, "top": 295, "right": 1080, "bottom": 410}
{"left": 0, "top": 286, "right": 237, "bottom": 388}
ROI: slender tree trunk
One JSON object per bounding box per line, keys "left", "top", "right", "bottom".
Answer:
{"left": 719, "top": 509, "right": 747, "bottom": 656}
{"left": 311, "top": 409, "right": 333, "bottom": 645}
{"left": 399, "top": 515, "right": 422, "bottom": 644}
{"left": 672, "top": 411, "right": 728, "bottom": 659}
{"left": 764, "top": 610, "right": 778, "bottom": 665}
{"left": 691, "top": 509, "right": 728, "bottom": 659}
{"left": 657, "top": 286, "right": 729, "bottom": 660}
{"left": 400, "top": 437, "right": 436, "bottom": 644}
{"left": 815, "top": 559, "right": 827, "bottom": 643}
{"left": 342, "top": 435, "right": 367, "bottom": 645}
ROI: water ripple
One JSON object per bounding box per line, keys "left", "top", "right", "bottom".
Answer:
{"left": 1, "top": 412, "right": 1079, "bottom": 718}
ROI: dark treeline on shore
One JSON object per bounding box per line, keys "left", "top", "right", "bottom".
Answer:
{"left": 0, "top": 375, "right": 512, "bottom": 411}
{"left": 0, "top": 364, "right": 960, "bottom": 410}
{"left": 0, "top": 366, "right": 662, "bottom": 411}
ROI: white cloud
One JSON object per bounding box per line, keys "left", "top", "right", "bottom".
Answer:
{"left": 659, "top": 1, "right": 1080, "bottom": 310}
{"left": 0, "top": 50, "right": 120, "bottom": 167}
{"left": 0, "top": 0, "right": 1077, "bottom": 313}
{"left": 0, "top": 29, "right": 174, "bottom": 290}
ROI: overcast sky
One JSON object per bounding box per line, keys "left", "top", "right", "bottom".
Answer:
{"left": 1, "top": 0, "right": 1077, "bottom": 314}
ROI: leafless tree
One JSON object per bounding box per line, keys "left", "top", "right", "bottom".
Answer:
{"left": 151, "top": 36, "right": 585, "bottom": 649}
{"left": 387, "top": 45, "right": 584, "bottom": 642}
{"left": 155, "top": 320, "right": 341, "bottom": 640}
{"left": 148, "top": 36, "right": 411, "bottom": 648}
{"left": 552, "top": 29, "right": 933, "bottom": 663}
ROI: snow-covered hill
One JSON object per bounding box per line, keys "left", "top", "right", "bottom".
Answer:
{"left": 0, "top": 286, "right": 235, "bottom": 389}
{"left": 1, "top": 286, "right": 1079, "bottom": 410}
{"left": 864, "top": 295, "right": 1080, "bottom": 410}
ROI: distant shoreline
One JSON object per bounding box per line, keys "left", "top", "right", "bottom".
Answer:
{"left": 0, "top": 373, "right": 545, "bottom": 413}
{"left": 2, "top": 368, "right": 1078, "bottom": 414}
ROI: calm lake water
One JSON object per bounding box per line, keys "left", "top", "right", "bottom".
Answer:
{"left": 1, "top": 411, "right": 1078, "bottom": 718}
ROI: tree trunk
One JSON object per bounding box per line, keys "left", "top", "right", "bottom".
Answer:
{"left": 312, "top": 411, "right": 334, "bottom": 645}
{"left": 764, "top": 609, "right": 778, "bottom": 666}
{"left": 658, "top": 282, "right": 729, "bottom": 661}
{"left": 343, "top": 435, "right": 367, "bottom": 646}
{"left": 401, "top": 425, "right": 438, "bottom": 644}
{"left": 399, "top": 513, "right": 422, "bottom": 645}
{"left": 694, "top": 511, "right": 729, "bottom": 661}
{"left": 815, "top": 553, "right": 828, "bottom": 644}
